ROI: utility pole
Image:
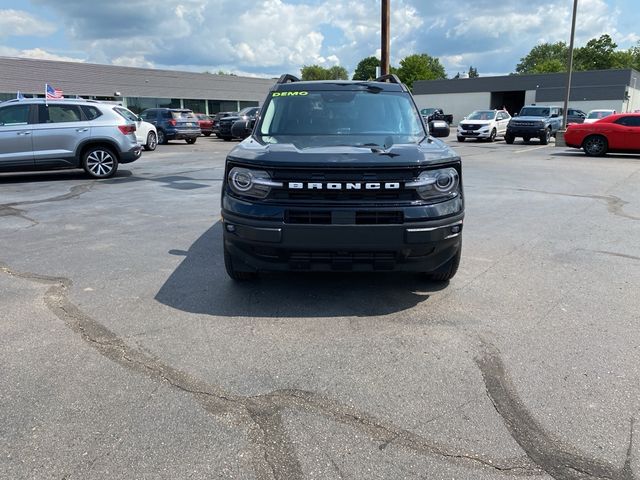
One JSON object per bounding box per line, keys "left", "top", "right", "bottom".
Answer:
{"left": 562, "top": 0, "right": 578, "bottom": 128}
{"left": 381, "top": 0, "right": 390, "bottom": 76}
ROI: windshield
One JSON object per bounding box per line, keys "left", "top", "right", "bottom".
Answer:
{"left": 587, "top": 110, "right": 613, "bottom": 119}
{"left": 467, "top": 110, "right": 496, "bottom": 120}
{"left": 258, "top": 90, "right": 425, "bottom": 148}
{"left": 519, "top": 107, "right": 550, "bottom": 117}
{"left": 239, "top": 107, "right": 258, "bottom": 116}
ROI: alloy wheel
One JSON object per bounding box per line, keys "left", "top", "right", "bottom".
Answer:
{"left": 86, "top": 150, "right": 115, "bottom": 177}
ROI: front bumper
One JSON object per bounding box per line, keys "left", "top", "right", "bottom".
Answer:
{"left": 457, "top": 129, "right": 491, "bottom": 138}
{"left": 222, "top": 204, "right": 464, "bottom": 273}
{"left": 506, "top": 127, "right": 546, "bottom": 137}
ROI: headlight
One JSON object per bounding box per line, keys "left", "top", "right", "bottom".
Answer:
{"left": 479, "top": 125, "right": 489, "bottom": 131}
{"left": 406, "top": 167, "right": 460, "bottom": 200}
{"left": 227, "top": 167, "right": 282, "bottom": 199}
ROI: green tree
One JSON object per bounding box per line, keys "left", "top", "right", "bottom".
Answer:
{"left": 515, "top": 41, "right": 568, "bottom": 74}
{"left": 468, "top": 66, "right": 479, "bottom": 78}
{"left": 573, "top": 34, "right": 618, "bottom": 71}
{"left": 352, "top": 56, "right": 380, "bottom": 80}
{"left": 327, "top": 65, "right": 349, "bottom": 80}
{"left": 395, "top": 53, "right": 446, "bottom": 91}
{"left": 301, "top": 64, "right": 348, "bottom": 80}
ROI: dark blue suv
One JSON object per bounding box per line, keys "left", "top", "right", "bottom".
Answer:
{"left": 139, "top": 108, "right": 201, "bottom": 145}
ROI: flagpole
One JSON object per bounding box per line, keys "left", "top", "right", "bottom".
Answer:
{"left": 45, "top": 83, "right": 48, "bottom": 107}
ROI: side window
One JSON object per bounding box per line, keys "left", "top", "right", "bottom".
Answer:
{"left": 615, "top": 117, "right": 640, "bottom": 127}
{"left": 38, "top": 104, "right": 82, "bottom": 123}
{"left": 81, "top": 106, "right": 102, "bottom": 120}
{"left": 0, "top": 105, "right": 30, "bottom": 126}
{"left": 140, "top": 110, "right": 154, "bottom": 121}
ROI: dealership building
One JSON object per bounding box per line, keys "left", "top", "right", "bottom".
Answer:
{"left": 413, "top": 69, "right": 640, "bottom": 124}
{"left": 0, "top": 56, "right": 275, "bottom": 114}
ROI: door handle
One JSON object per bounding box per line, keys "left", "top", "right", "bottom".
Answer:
{"left": 16, "top": 131, "right": 31, "bottom": 135}
{"left": 76, "top": 128, "right": 89, "bottom": 133}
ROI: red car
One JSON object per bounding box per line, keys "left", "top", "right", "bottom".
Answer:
{"left": 195, "top": 114, "right": 213, "bottom": 136}
{"left": 564, "top": 113, "right": 640, "bottom": 156}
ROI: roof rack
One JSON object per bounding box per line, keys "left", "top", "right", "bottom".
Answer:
{"left": 374, "top": 74, "right": 402, "bottom": 84}
{"left": 277, "top": 74, "right": 300, "bottom": 84}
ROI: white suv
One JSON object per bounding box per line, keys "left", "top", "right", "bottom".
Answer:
{"left": 457, "top": 109, "right": 511, "bottom": 142}
{"left": 0, "top": 98, "right": 142, "bottom": 178}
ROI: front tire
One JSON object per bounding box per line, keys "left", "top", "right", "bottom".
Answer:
{"left": 204, "top": 132, "right": 211, "bottom": 137}
{"left": 186, "top": 137, "right": 197, "bottom": 144}
{"left": 505, "top": 133, "right": 514, "bottom": 144}
{"left": 540, "top": 128, "right": 551, "bottom": 145}
{"left": 425, "top": 247, "right": 461, "bottom": 282}
{"left": 488, "top": 128, "right": 497, "bottom": 142}
{"left": 82, "top": 146, "right": 118, "bottom": 179}
{"left": 224, "top": 246, "right": 257, "bottom": 281}
{"left": 583, "top": 135, "right": 608, "bottom": 156}
{"left": 457, "top": 136, "right": 465, "bottom": 142}
{"left": 222, "top": 136, "right": 233, "bottom": 141}
{"left": 144, "top": 131, "right": 157, "bottom": 151}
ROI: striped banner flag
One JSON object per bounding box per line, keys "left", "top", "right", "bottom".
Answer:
{"left": 45, "top": 83, "right": 64, "bottom": 100}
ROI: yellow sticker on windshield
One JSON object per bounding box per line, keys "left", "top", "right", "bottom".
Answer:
{"left": 272, "top": 91, "right": 309, "bottom": 97}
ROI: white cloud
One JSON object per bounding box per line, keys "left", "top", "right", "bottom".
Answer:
{"left": 0, "top": 46, "right": 84, "bottom": 63}
{"left": 0, "top": 9, "right": 56, "bottom": 37}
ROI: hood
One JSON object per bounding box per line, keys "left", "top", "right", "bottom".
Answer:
{"left": 511, "top": 116, "right": 547, "bottom": 122}
{"left": 459, "top": 119, "right": 492, "bottom": 126}
{"left": 227, "top": 138, "right": 460, "bottom": 168}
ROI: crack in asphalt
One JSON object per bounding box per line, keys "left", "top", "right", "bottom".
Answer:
{"left": 476, "top": 339, "right": 637, "bottom": 480}
{"left": 0, "top": 183, "right": 94, "bottom": 224}
{"left": 515, "top": 188, "right": 640, "bottom": 221}
{"left": 0, "top": 262, "right": 543, "bottom": 479}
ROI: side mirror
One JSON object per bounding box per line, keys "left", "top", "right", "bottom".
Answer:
{"left": 551, "top": 113, "right": 559, "bottom": 118}
{"left": 513, "top": 113, "right": 518, "bottom": 117}
{"left": 231, "top": 120, "right": 252, "bottom": 139}
{"left": 137, "top": 116, "right": 142, "bottom": 122}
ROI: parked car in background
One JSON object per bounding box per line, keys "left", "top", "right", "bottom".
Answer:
{"left": 195, "top": 114, "right": 213, "bottom": 136}
{"left": 0, "top": 98, "right": 141, "bottom": 178}
{"left": 222, "top": 107, "right": 260, "bottom": 140}
{"left": 564, "top": 113, "right": 640, "bottom": 156}
{"left": 114, "top": 107, "right": 157, "bottom": 151}
{"left": 420, "top": 108, "right": 453, "bottom": 125}
{"left": 457, "top": 109, "right": 511, "bottom": 142}
{"left": 218, "top": 107, "right": 259, "bottom": 141}
{"left": 212, "top": 111, "right": 237, "bottom": 138}
{"left": 584, "top": 109, "right": 616, "bottom": 124}
{"left": 505, "top": 105, "right": 563, "bottom": 144}
{"left": 139, "top": 108, "right": 201, "bottom": 144}
{"left": 566, "top": 108, "right": 586, "bottom": 124}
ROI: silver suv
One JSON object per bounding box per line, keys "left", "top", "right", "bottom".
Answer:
{"left": 0, "top": 98, "right": 142, "bottom": 178}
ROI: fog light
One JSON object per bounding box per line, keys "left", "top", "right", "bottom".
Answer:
{"left": 226, "top": 224, "right": 236, "bottom": 232}
{"left": 451, "top": 225, "right": 461, "bottom": 234}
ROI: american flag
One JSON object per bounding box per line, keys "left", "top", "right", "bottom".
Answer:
{"left": 45, "top": 83, "right": 64, "bottom": 100}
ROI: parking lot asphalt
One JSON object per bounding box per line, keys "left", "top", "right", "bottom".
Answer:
{"left": 1, "top": 135, "right": 639, "bottom": 480}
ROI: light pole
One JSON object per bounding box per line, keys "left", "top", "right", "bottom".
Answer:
{"left": 381, "top": 0, "right": 390, "bottom": 76}
{"left": 562, "top": 0, "right": 578, "bottom": 128}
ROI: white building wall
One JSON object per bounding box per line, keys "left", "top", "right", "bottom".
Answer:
{"left": 413, "top": 92, "right": 491, "bottom": 126}
{"left": 524, "top": 90, "right": 536, "bottom": 105}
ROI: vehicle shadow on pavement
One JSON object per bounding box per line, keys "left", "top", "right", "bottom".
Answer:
{"left": 155, "top": 222, "right": 446, "bottom": 318}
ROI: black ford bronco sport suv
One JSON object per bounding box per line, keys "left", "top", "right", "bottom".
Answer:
{"left": 221, "top": 74, "right": 464, "bottom": 281}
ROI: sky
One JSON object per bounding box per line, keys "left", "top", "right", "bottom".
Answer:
{"left": 0, "top": 0, "right": 638, "bottom": 78}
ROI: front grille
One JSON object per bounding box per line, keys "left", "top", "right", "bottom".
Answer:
{"left": 289, "top": 251, "right": 397, "bottom": 270}
{"left": 267, "top": 167, "right": 422, "bottom": 203}
{"left": 463, "top": 124, "right": 481, "bottom": 130}
{"left": 284, "top": 210, "right": 403, "bottom": 225}
{"left": 513, "top": 121, "right": 538, "bottom": 127}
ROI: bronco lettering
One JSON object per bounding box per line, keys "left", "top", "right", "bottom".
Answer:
{"left": 286, "top": 182, "right": 401, "bottom": 190}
